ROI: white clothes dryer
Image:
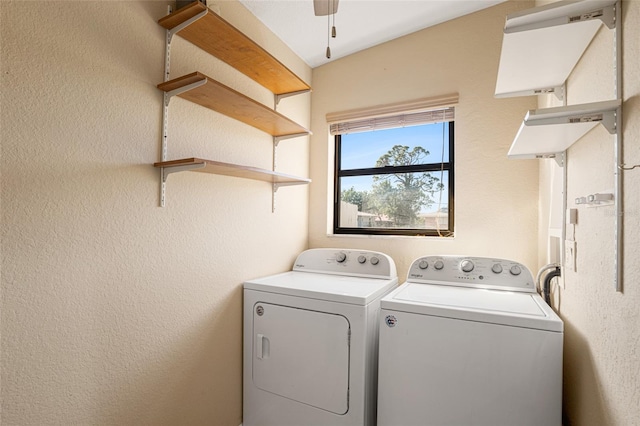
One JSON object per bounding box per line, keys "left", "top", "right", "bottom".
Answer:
{"left": 377, "top": 255, "right": 563, "bottom": 426}
{"left": 243, "top": 248, "right": 398, "bottom": 426}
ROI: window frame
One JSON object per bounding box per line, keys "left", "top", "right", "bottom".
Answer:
{"left": 333, "top": 120, "right": 455, "bottom": 237}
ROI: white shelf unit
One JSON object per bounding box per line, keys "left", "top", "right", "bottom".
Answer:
{"left": 507, "top": 99, "right": 620, "bottom": 160}
{"left": 494, "top": 0, "right": 624, "bottom": 291}
{"left": 495, "top": 0, "right": 617, "bottom": 99}
{"left": 496, "top": 0, "right": 622, "bottom": 164}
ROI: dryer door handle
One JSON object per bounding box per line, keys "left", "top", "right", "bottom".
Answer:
{"left": 256, "top": 334, "right": 270, "bottom": 360}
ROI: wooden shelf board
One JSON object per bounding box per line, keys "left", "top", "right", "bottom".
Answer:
{"left": 159, "top": 2, "right": 310, "bottom": 95}
{"left": 158, "top": 72, "right": 310, "bottom": 137}
{"left": 154, "top": 158, "right": 311, "bottom": 185}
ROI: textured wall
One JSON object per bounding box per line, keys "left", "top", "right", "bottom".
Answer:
{"left": 537, "top": 0, "right": 640, "bottom": 425}
{"left": 308, "top": 1, "right": 539, "bottom": 281}
{"left": 1, "top": 1, "right": 310, "bottom": 425}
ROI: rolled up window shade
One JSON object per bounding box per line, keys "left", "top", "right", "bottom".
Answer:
{"left": 327, "top": 94, "right": 458, "bottom": 136}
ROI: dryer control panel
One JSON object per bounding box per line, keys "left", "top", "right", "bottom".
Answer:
{"left": 407, "top": 255, "right": 535, "bottom": 292}
{"left": 293, "top": 249, "right": 397, "bottom": 279}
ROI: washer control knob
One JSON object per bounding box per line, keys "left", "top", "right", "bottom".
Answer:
{"left": 336, "top": 252, "right": 347, "bottom": 263}
{"left": 418, "top": 260, "right": 429, "bottom": 270}
{"left": 358, "top": 255, "right": 367, "bottom": 264}
{"left": 460, "top": 260, "right": 474, "bottom": 273}
{"left": 434, "top": 260, "right": 445, "bottom": 270}
{"left": 370, "top": 256, "right": 380, "bottom": 265}
{"left": 510, "top": 265, "right": 522, "bottom": 276}
{"left": 491, "top": 263, "right": 503, "bottom": 274}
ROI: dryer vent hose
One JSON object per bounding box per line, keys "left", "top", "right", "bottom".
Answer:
{"left": 536, "top": 264, "right": 560, "bottom": 304}
{"left": 542, "top": 267, "right": 561, "bottom": 305}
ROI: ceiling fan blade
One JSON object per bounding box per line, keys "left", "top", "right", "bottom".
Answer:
{"left": 314, "top": 0, "right": 339, "bottom": 16}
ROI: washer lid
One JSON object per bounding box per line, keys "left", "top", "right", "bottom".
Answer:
{"left": 382, "top": 283, "right": 563, "bottom": 332}
{"left": 244, "top": 271, "right": 398, "bottom": 305}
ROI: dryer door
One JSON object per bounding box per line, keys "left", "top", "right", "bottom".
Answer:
{"left": 252, "top": 302, "right": 350, "bottom": 414}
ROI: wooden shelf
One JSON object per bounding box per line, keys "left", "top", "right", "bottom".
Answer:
{"left": 155, "top": 3, "right": 311, "bottom": 209}
{"left": 158, "top": 1, "right": 310, "bottom": 96}
{"left": 495, "top": 0, "right": 617, "bottom": 98}
{"left": 158, "top": 72, "right": 311, "bottom": 137}
{"left": 154, "top": 158, "right": 311, "bottom": 185}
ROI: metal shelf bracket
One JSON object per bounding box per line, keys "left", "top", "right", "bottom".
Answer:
{"left": 164, "top": 10, "right": 207, "bottom": 81}
{"left": 504, "top": 1, "right": 616, "bottom": 34}
{"left": 271, "top": 131, "right": 310, "bottom": 211}
{"left": 497, "top": 85, "right": 565, "bottom": 101}
{"left": 167, "top": 9, "right": 207, "bottom": 44}
{"left": 159, "top": 7, "right": 207, "bottom": 207}
{"left": 272, "top": 183, "right": 278, "bottom": 213}
{"left": 526, "top": 108, "right": 617, "bottom": 133}
{"left": 159, "top": 162, "right": 206, "bottom": 207}
{"left": 161, "top": 162, "right": 207, "bottom": 183}
{"left": 273, "top": 133, "right": 309, "bottom": 146}
{"left": 274, "top": 89, "right": 311, "bottom": 108}
{"left": 163, "top": 79, "right": 208, "bottom": 106}
{"left": 271, "top": 181, "right": 305, "bottom": 212}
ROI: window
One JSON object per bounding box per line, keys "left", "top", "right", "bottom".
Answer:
{"left": 332, "top": 106, "right": 454, "bottom": 237}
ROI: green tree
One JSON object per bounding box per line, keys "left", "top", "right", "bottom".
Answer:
{"left": 341, "top": 186, "right": 368, "bottom": 212}
{"left": 372, "top": 145, "right": 443, "bottom": 227}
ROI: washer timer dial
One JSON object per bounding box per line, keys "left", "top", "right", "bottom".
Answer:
{"left": 460, "top": 260, "right": 475, "bottom": 273}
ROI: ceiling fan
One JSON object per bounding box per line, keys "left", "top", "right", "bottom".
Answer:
{"left": 313, "top": 0, "right": 339, "bottom": 58}
{"left": 314, "top": 0, "right": 339, "bottom": 16}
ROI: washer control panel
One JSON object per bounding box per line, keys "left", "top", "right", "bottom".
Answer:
{"left": 293, "top": 249, "right": 397, "bottom": 279}
{"left": 407, "top": 255, "right": 535, "bottom": 292}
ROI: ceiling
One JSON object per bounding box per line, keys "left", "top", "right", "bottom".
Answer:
{"left": 238, "top": 0, "right": 507, "bottom": 68}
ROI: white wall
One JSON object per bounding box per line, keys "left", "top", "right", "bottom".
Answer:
{"left": 308, "top": 1, "right": 539, "bottom": 281}
{"left": 537, "top": 1, "right": 640, "bottom": 424}
{"left": 1, "top": 1, "right": 310, "bottom": 424}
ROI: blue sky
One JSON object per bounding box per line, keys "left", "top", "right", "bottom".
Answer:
{"left": 341, "top": 122, "right": 449, "bottom": 170}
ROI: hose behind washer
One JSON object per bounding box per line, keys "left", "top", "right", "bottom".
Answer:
{"left": 543, "top": 267, "right": 561, "bottom": 305}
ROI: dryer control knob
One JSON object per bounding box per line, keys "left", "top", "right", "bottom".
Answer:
{"left": 492, "top": 264, "right": 503, "bottom": 274}
{"left": 510, "top": 265, "right": 522, "bottom": 276}
{"left": 418, "top": 260, "right": 429, "bottom": 270}
{"left": 336, "top": 252, "right": 347, "bottom": 263}
{"left": 460, "top": 260, "right": 474, "bottom": 273}
{"left": 434, "top": 260, "right": 445, "bottom": 270}
{"left": 358, "top": 255, "right": 367, "bottom": 264}
{"left": 370, "top": 256, "right": 380, "bottom": 265}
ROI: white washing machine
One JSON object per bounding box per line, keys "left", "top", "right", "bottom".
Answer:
{"left": 243, "top": 248, "right": 398, "bottom": 426}
{"left": 377, "top": 255, "right": 563, "bottom": 426}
